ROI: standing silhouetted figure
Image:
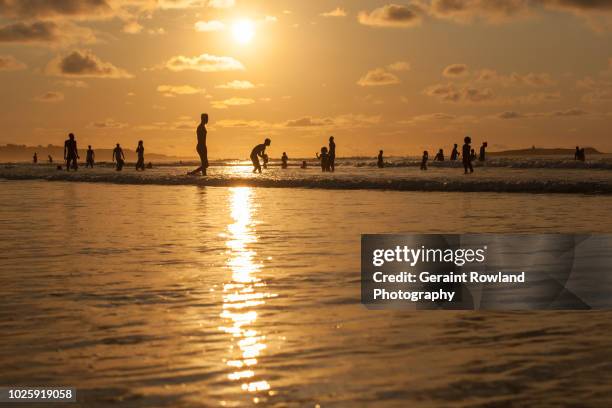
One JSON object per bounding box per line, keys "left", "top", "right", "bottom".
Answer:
{"left": 85, "top": 145, "right": 95, "bottom": 168}
{"left": 135, "top": 140, "right": 145, "bottom": 171}
{"left": 434, "top": 149, "right": 444, "bottom": 162}
{"left": 189, "top": 113, "right": 209, "bottom": 176}
{"left": 470, "top": 149, "right": 477, "bottom": 161}
{"left": 48, "top": 155, "right": 53, "bottom": 163}
{"left": 328, "top": 136, "right": 336, "bottom": 172}
{"left": 316, "top": 147, "right": 329, "bottom": 172}
{"left": 33, "top": 152, "right": 38, "bottom": 164}
{"left": 301, "top": 160, "right": 307, "bottom": 169}
{"left": 251, "top": 138, "right": 271, "bottom": 173}
{"left": 420, "top": 151, "right": 429, "bottom": 170}
{"left": 575, "top": 146, "right": 580, "bottom": 160}
{"left": 450, "top": 144, "right": 459, "bottom": 161}
{"left": 377, "top": 150, "right": 384, "bottom": 168}
{"left": 113, "top": 143, "right": 125, "bottom": 171}
{"left": 64, "top": 133, "right": 79, "bottom": 171}
{"left": 281, "top": 152, "right": 288, "bottom": 169}
{"left": 463, "top": 136, "right": 474, "bottom": 174}
{"left": 479, "top": 142, "right": 487, "bottom": 162}
{"left": 575, "top": 146, "right": 586, "bottom": 162}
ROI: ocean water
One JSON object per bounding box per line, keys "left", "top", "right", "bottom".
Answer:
{"left": 1, "top": 179, "right": 612, "bottom": 407}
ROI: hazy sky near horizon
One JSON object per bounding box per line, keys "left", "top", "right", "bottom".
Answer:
{"left": 1, "top": 0, "right": 612, "bottom": 157}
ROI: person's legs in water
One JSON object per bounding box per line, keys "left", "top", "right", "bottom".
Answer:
{"left": 463, "top": 159, "right": 473, "bottom": 174}
{"left": 197, "top": 144, "right": 208, "bottom": 175}
{"left": 328, "top": 155, "right": 335, "bottom": 172}
{"left": 251, "top": 154, "right": 262, "bottom": 173}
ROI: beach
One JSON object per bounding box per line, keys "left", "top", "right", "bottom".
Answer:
{"left": 1, "top": 176, "right": 612, "bottom": 407}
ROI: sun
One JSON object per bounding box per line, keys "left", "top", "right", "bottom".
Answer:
{"left": 232, "top": 19, "right": 255, "bottom": 45}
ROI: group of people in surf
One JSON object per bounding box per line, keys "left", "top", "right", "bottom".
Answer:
{"left": 419, "top": 138, "right": 487, "bottom": 174}
{"left": 55, "top": 133, "right": 151, "bottom": 172}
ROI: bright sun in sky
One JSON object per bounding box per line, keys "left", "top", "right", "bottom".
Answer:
{"left": 232, "top": 19, "right": 255, "bottom": 45}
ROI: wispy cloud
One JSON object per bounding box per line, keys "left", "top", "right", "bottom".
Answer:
{"left": 161, "top": 53, "right": 244, "bottom": 72}
{"left": 46, "top": 50, "right": 132, "bottom": 78}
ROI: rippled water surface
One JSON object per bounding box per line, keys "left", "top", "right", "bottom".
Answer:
{"left": 1, "top": 180, "right": 612, "bottom": 407}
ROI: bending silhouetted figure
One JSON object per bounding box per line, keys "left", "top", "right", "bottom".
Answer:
{"left": 281, "top": 152, "right": 288, "bottom": 169}
{"left": 463, "top": 136, "right": 474, "bottom": 174}
{"left": 377, "top": 150, "right": 384, "bottom": 168}
{"left": 316, "top": 146, "right": 329, "bottom": 172}
{"left": 113, "top": 143, "right": 125, "bottom": 171}
{"left": 251, "top": 138, "right": 271, "bottom": 173}
{"left": 479, "top": 142, "right": 487, "bottom": 162}
{"left": 136, "top": 140, "right": 145, "bottom": 171}
{"left": 85, "top": 145, "right": 95, "bottom": 168}
{"left": 328, "top": 136, "right": 336, "bottom": 172}
{"left": 189, "top": 113, "right": 209, "bottom": 176}
{"left": 420, "top": 151, "right": 429, "bottom": 170}
{"left": 434, "top": 149, "right": 444, "bottom": 162}
{"left": 64, "top": 133, "right": 79, "bottom": 171}
{"left": 450, "top": 144, "right": 459, "bottom": 161}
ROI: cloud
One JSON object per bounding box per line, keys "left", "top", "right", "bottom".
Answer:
{"left": 56, "top": 79, "right": 88, "bottom": 88}
{"left": 321, "top": 7, "right": 347, "bottom": 17}
{"left": 357, "top": 68, "right": 400, "bottom": 86}
{"left": 424, "top": 83, "right": 494, "bottom": 103}
{"left": 0, "top": 55, "right": 26, "bottom": 71}
{"left": 388, "top": 61, "right": 411, "bottom": 71}
{"left": 552, "top": 108, "right": 589, "bottom": 117}
{"left": 46, "top": 50, "right": 132, "bottom": 78}
{"left": 285, "top": 117, "right": 332, "bottom": 127}
{"left": 34, "top": 91, "right": 64, "bottom": 103}
{"left": 498, "top": 111, "right": 524, "bottom": 119}
{"left": 211, "top": 97, "right": 255, "bottom": 109}
{"left": 215, "top": 80, "right": 257, "bottom": 89}
{"left": 0, "top": 21, "right": 57, "bottom": 43}
{"left": 195, "top": 20, "right": 224, "bottom": 32}
{"left": 207, "top": 0, "right": 234, "bottom": 8}
{"left": 496, "top": 108, "right": 589, "bottom": 119}
{"left": 443, "top": 63, "right": 469, "bottom": 77}
{"left": 162, "top": 53, "right": 244, "bottom": 72}
{"left": 157, "top": 84, "right": 205, "bottom": 97}
{"left": 358, "top": 3, "right": 424, "bottom": 28}
{"left": 123, "top": 20, "right": 143, "bottom": 34}
{"left": 0, "top": 0, "right": 112, "bottom": 19}
{"left": 476, "top": 69, "right": 555, "bottom": 87}
{"left": 429, "top": 0, "right": 533, "bottom": 23}
{"left": 89, "top": 118, "right": 128, "bottom": 128}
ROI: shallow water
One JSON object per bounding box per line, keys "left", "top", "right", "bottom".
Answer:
{"left": 1, "top": 180, "right": 612, "bottom": 407}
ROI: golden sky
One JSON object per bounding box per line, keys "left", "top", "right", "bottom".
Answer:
{"left": 1, "top": 0, "right": 612, "bottom": 158}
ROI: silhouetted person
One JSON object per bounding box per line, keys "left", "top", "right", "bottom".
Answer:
{"left": 48, "top": 155, "right": 53, "bottom": 164}
{"left": 450, "top": 144, "right": 459, "bottom": 161}
{"left": 574, "top": 146, "right": 580, "bottom": 160}
{"left": 146, "top": 162, "right": 153, "bottom": 169}
{"left": 56, "top": 165, "right": 62, "bottom": 170}
{"left": 135, "top": 140, "right": 145, "bottom": 171}
{"left": 251, "top": 138, "right": 271, "bottom": 173}
{"left": 301, "top": 160, "right": 307, "bottom": 169}
{"left": 189, "top": 113, "right": 209, "bottom": 176}
{"left": 328, "top": 136, "right": 336, "bottom": 172}
{"left": 479, "top": 142, "right": 487, "bottom": 162}
{"left": 33, "top": 152, "right": 37, "bottom": 164}
{"left": 377, "top": 150, "right": 384, "bottom": 168}
{"left": 112, "top": 143, "right": 125, "bottom": 171}
{"left": 64, "top": 133, "right": 79, "bottom": 171}
{"left": 316, "top": 146, "right": 329, "bottom": 172}
{"left": 262, "top": 154, "right": 269, "bottom": 169}
{"left": 434, "top": 149, "right": 444, "bottom": 162}
{"left": 85, "top": 145, "right": 95, "bottom": 168}
{"left": 463, "top": 136, "right": 474, "bottom": 174}
{"left": 579, "top": 148, "right": 586, "bottom": 162}
{"left": 281, "top": 152, "right": 288, "bottom": 169}
{"left": 420, "top": 151, "right": 429, "bottom": 170}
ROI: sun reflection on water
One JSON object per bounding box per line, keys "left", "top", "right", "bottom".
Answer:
{"left": 219, "top": 187, "right": 273, "bottom": 399}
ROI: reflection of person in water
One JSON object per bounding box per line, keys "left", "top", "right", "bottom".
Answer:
{"left": 328, "top": 136, "right": 336, "bottom": 172}
{"left": 64, "top": 133, "right": 79, "bottom": 171}
{"left": 420, "top": 151, "right": 429, "bottom": 170}
{"left": 301, "top": 160, "right": 307, "bottom": 169}
{"left": 85, "top": 145, "right": 95, "bottom": 168}
{"left": 479, "top": 142, "right": 487, "bottom": 162}
{"left": 434, "top": 149, "right": 444, "bottom": 161}
{"left": 281, "top": 152, "right": 288, "bottom": 169}
{"left": 316, "top": 147, "right": 329, "bottom": 172}
{"left": 112, "top": 143, "right": 125, "bottom": 171}
{"left": 135, "top": 140, "right": 145, "bottom": 171}
{"left": 33, "top": 152, "right": 37, "bottom": 164}
{"left": 377, "top": 150, "right": 384, "bottom": 168}
{"left": 250, "top": 138, "right": 271, "bottom": 173}
{"left": 462, "top": 136, "right": 474, "bottom": 174}
{"left": 189, "top": 113, "right": 209, "bottom": 176}
{"left": 450, "top": 144, "right": 459, "bottom": 161}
